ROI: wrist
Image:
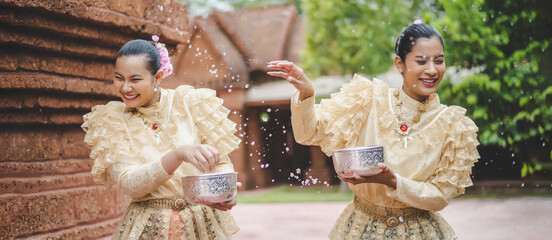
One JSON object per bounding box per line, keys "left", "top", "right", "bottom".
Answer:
{"left": 388, "top": 173, "right": 397, "bottom": 189}
{"left": 298, "top": 91, "right": 314, "bottom": 101}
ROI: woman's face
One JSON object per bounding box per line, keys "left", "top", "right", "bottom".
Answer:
{"left": 395, "top": 36, "right": 446, "bottom": 102}
{"left": 114, "top": 55, "right": 160, "bottom": 108}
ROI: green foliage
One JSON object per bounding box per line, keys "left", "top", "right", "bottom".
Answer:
{"left": 300, "top": 0, "right": 552, "bottom": 177}
{"left": 300, "top": 0, "right": 413, "bottom": 77}
{"left": 429, "top": 0, "right": 552, "bottom": 177}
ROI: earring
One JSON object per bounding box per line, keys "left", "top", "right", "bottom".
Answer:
{"left": 154, "top": 84, "right": 159, "bottom": 92}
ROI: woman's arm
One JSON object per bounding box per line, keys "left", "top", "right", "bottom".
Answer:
{"left": 268, "top": 62, "right": 374, "bottom": 154}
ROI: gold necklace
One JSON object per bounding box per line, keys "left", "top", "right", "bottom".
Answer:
{"left": 393, "top": 88, "right": 429, "bottom": 137}
{"left": 126, "top": 93, "right": 164, "bottom": 139}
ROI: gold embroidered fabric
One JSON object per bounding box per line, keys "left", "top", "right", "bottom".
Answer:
{"left": 329, "top": 198, "right": 456, "bottom": 240}
{"left": 291, "top": 74, "right": 479, "bottom": 238}
{"left": 82, "top": 85, "right": 241, "bottom": 239}
{"left": 115, "top": 201, "right": 238, "bottom": 240}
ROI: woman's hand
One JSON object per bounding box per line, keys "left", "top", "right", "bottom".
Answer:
{"left": 338, "top": 163, "right": 397, "bottom": 189}
{"left": 200, "top": 182, "right": 242, "bottom": 211}
{"left": 267, "top": 60, "right": 314, "bottom": 101}
{"left": 162, "top": 144, "right": 220, "bottom": 174}
{"left": 176, "top": 144, "right": 220, "bottom": 172}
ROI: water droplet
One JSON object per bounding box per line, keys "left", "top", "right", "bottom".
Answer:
{"left": 251, "top": 141, "right": 255, "bottom": 146}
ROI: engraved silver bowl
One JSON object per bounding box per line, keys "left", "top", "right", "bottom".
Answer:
{"left": 182, "top": 172, "right": 237, "bottom": 204}
{"left": 332, "top": 146, "right": 384, "bottom": 178}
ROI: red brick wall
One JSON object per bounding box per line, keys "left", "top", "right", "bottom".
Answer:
{"left": 0, "top": 0, "right": 189, "bottom": 238}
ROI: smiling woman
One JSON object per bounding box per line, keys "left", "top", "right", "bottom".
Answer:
{"left": 268, "top": 21, "right": 480, "bottom": 240}
{"left": 81, "top": 37, "right": 241, "bottom": 239}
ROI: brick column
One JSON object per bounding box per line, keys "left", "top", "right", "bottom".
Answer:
{"left": 0, "top": 0, "right": 189, "bottom": 238}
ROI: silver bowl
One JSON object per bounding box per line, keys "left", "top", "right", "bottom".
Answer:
{"left": 332, "top": 146, "right": 384, "bottom": 178}
{"left": 182, "top": 172, "right": 237, "bottom": 204}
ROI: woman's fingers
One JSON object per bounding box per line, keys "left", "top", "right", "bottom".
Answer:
{"left": 267, "top": 71, "right": 289, "bottom": 79}
{"left": 193, "top": 152, "right": 210, "bottom": 173}
{"left": 207, "top": 145, "right": 220, "bottom": 166}
{"left": 199, "top": 147, "right": 216, "bottom": 171}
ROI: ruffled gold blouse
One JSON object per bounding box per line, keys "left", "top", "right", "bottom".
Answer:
{"left": 82, "top": 86, "right": 240, "bottom": 239}
{"left": 292, "top": 74, "right": 479, "bottom": 210}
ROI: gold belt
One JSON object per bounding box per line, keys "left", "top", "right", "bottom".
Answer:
{"left": 353, "top": 197, "right": 429, "bottom": 228}
{"left": 133, "top": 198, "right": 190, "bottom": 211}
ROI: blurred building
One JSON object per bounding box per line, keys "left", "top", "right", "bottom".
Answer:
{"left": 167, "top": 4, "right": 342, "bottom": 189}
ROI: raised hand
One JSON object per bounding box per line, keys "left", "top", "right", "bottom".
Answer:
{"left": 267, "top": 60, "right": 315, "bottom": 101}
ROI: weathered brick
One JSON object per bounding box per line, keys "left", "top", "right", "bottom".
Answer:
{"left": 0, "top": 109, "right": 86, "bottom": 125}
{"left": 71, "top": 186, "right": 120, "bottom": 223}
{"left": 61, "top": 128, "right": 89, "bottom": 159}
{"left": 0, "top": 27, "right": 117, "bottom": 60}
{"left": 0, "top": 159, "right": 93, "bottom": 178}
{"left": 0, "top": 72, "right": 115, "bottom": 97}
{"left": 0, "top": 0, "right": 189, "bottom": 43}
{"left": 25, "top": 218, "right": 119, "bottom": 240}
{"left": 0, "top": 92, "right": 110, "bottom": 109}
{"left": 0, "top": 173, "right": 93, "bottom": 194}
{"left": 0, "top": 129, "right": 62, "bottom": 162}
{"left": 0, "top": 192, "right": 76, "bottom": 238}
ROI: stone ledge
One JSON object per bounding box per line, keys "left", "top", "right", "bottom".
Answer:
{"left": 0, "top": 92, "right": 111, "bottom": 110}
{"left": 0, "top": 72, "right": 115, "bottom": 96}
{"left": 0, "top": 109, "right": 89, "bottom": 125}
{"left": 0, "top": 173, "right": 94, "bottom": 194}
{"left": 0, "top": 159, "right": 93, "bottom": 178}
{"left": 25, "top": 217, "right": 120, "bottom": 240}
{"left": 0, "top": 48, "right": 114, "bottom": 81}
{"left": 0, "top": 26, "right": 117, "bottom": 60}
{"left": 0, "top": 186, "right": 123, "bottom": 239}
{"left": 0, "top": 0, "right": 189, "bottom": 44}
{"left": 0, "top": 127, "right": 89, "bottom": 162}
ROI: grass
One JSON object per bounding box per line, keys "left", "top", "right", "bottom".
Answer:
{"left": 237, "top": 185, "right": 354, "bottom": 203}
{"left": 236, "top": 184, "right": 552, "bottom": 203}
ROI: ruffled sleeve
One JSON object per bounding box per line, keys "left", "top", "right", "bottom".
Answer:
{"left": 182, "top": 87, "right": 241, "bottom": 173}
{"left": 82, "top": 102, "right": 172, "bottom": 198}
{"left": 386, "top": 106, "right": 480, "bottom": 211}
{"left": 291, "top": 74, "right": 375, "bottom": 156}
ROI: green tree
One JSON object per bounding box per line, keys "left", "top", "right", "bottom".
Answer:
{"left": 300, "top": 0, "right": 414, "bottom": 77}
{"left": 427, "top": 0, "right": 552, "bottom": 177}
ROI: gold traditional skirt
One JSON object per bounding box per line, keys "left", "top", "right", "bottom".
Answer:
{"left": 112, "top": 198, "right": 239, "bottom": 240}
{"left": 329, "top": 198, "right": 457, "bottom": 240}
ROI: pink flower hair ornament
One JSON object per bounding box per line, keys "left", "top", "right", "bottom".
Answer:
{"left": 152, "top": 35, "right": 173, "bottom": 78}
{"left": 414, "top": 19, "right": 423, "bottom": 24}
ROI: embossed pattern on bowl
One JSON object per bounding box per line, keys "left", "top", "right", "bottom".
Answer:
{"left": 332, "top": 146, "right": 384, "bottom": 178}
{"left": 182, "top": 172, "right": 237, "bottom": 204}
